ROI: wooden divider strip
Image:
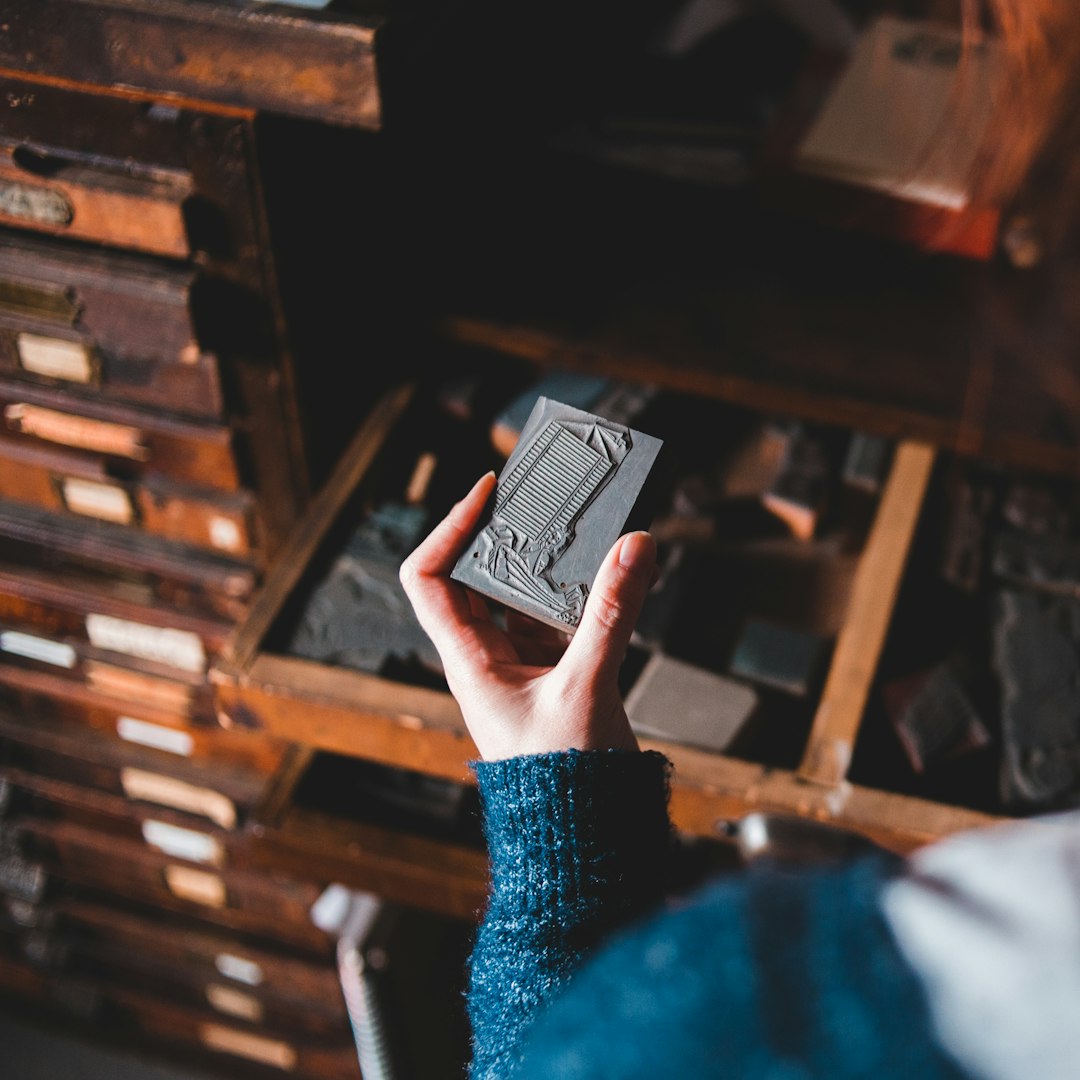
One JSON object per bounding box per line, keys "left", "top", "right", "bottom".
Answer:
{"left": 798, "top": 440, "right": 935, "bottom": 788}
{"left": 222, "top": 383, "right": 414, "bottom": 672}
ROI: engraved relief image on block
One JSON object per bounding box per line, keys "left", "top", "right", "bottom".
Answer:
{"left": 452, "top": 397, "right": 663, "bottom": 630}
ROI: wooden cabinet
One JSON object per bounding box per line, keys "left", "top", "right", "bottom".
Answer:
{"left": 0, "top": 3, "right": 1075, "bottom": 1077}
{"left": 0, "top": 6, "right": 472, "bottom": 1078}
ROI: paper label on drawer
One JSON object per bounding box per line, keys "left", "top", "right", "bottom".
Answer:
{"left": 0, "top": 179, "right": 73, "bottom": 226}
{"left": 142, "top": 820, "right": 223, "bottom": 866}
{"left": 116, "top": 717, "right": 194, "bottom": 757}
{"left": 120, "top": 768, "right": 236, "bottom": 829}
{"left": 61, "top": 477, "right": 133, "bottom": 524}
{"left": 17, "top": 334, "right": 93, "bottom": 384}
{"left": 206, "top": 983, "right": 264, "bottom": 1023}
{"left": 85, "top": 613, "right": 206, "bottom": 673}
{"left": 208, "top": 516, "right": 243, "bottom": 553}
{"left": 215, "top": 953, "right": 265, "bottom": 987}
{"left": 0, "top": 630, "right": 76, "bottom": 669}
{"left": 165, "top": 864, "right": 227, "bottom": 908}
{"left": 199, "top": 1024, "right": 296, "bottom": 1071}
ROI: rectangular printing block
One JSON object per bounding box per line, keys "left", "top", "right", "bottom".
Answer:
{"left": 451, "top": 397, "right": 664, "bottom": 631}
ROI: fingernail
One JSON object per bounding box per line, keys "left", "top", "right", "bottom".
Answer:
{"left": 458, "top": 471, "right": 496, "bottom": 504}
{"left": 473, "top": 470, "right": 496, "bottom": 494}
{"left": 618, "top": 531, "right": 656, "bottom": 573}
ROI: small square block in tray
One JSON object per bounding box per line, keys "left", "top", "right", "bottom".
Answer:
{"left": 451, "top": 397, "right": 664, "bottom": 631}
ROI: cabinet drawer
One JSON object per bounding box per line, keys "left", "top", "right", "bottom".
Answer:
{"left": 0, "top": 379, "right": 239, "bottom": 491}
{"left": 0, "top": 236, "right": 223, "bottom": 418}
{"left": 214, "top": 378, "right": 1001, "bottom": 853}
{"left": 59, "top": 932, "right": 347, "bottom": 1040}
{"left": 0, "top": 438, "right": 259, "bottom": 560}
{"left": 3, "top": 765, "right": 240, "bottom": 868}
{"left": 0, "top": 501, "right": 256, "bottom": 623}
{"left": 21, "top": 819, "right": 333, "bottom": 954}
{"left": 0, "top": 561, "right": 232, "bottom": 675}
{"left": 0, "top": 139, "right": 191, "bottom": 258}
{"left": 0, "top": 666, "right": 285, "bottom": 776}
{"left": 0, "top": 956, "right": 360, "bottom": 1080}
{"left": 0, "top": 627, "right": 216, "bottom": 725}
{"left": 0, "top": 709, "right": 275, "bottom": 828}
{"left": 54, "top": 897, "right": 347, "bottom": 1019}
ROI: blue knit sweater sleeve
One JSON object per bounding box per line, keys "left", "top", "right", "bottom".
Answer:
{"left": 469, "top": 749, "right": 672, "bottom": 1080}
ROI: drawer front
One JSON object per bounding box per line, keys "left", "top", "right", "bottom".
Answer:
{"left": 22, "top": 822, "right": 332, "bottom": 953}
{"left": 0, "top": 320, "right": 223, "bottom": 422}
{"left": 0, "top": 956, "right": 360, "bottom": 1079}
{"left": 0, "top": 141, "right": 191, "bottom": 258}
{"left": 0, "top": 564, "right": 232, "bottom": 675}
{"left": 0, "top": 673, "right": 285, "bottom": 776}
{"left": 0, "top": 80, "right": 310, "bottom": 553}
{"left": 0, "top": 635, "right": 217, "bottom": 725}
{"left": 66, "top": 940, "right": 347, "bottom": 1038}
{"left": 57, "top": 899, "right": 346, "bottom": 1017}
{"left": 0, "top": 709, "right": 273, "bottom": 824}
{"left": 3, "top": 766, "right": 235, "bottom": 867}
{"left": 0, "top": 232, "right": 223, "bottom": 418}
{"left": 0, "top": 380, "right": 240, "bottom": 491}
{"left": 0, "top": 502, "right": 257, "bottom": 624}
{"left": 0, "top": 438, "right": 259, "bottom": 559}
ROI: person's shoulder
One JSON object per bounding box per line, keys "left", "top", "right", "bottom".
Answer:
{"left": 884, "top": 810, "right": 1080, "bottom": 1080}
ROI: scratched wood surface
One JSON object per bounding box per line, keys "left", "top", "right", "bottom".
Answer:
{"left": 0, "top": 0, "right": 384, "bottom": 128}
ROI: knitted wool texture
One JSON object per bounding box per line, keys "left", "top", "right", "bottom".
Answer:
{"left": 471, "top": 749, "right": 970, "bottom": 1080}
{"left": 470, "top": 749, "right": 672, "bottom": 1080}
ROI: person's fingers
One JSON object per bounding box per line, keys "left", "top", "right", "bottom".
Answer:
{"left": 559, "top": 531, "right": 656, "bottom": 689}
{"left": 401, "top": 471, "right": 496, "bottom": 579}
{"left": 399, "top": 472, "right": 498, "bottom": 665}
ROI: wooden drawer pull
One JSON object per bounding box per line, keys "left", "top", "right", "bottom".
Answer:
{"left": 206, "top": 983, "right": 264, "bottom": 1023}
{"left": 199, "top": 1024, "right": 296, "bottom": 1071}
{"left": 121, "top": 768, "right": 237, "bottom": 830}
{"left": 5, "top": 402, "right": 148, "bottom": 460}
{"left": 164, "top": 864, "right": 227, "bottom": 909}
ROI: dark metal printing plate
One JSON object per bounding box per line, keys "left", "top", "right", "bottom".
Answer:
{"left": 451, "top": 397, "right": 664, "bottom": 631}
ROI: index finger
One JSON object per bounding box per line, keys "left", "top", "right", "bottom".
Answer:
{"left": 399, "top": 471, "right": 497, "bottom": 661}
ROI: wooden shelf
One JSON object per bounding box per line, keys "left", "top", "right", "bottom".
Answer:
{"left": 436, "top": 183, "right": 1080, "bottom": 477}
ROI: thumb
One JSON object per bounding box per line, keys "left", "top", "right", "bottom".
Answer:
{"left": 560, "top": 531, "right": 657, "bottom": 688}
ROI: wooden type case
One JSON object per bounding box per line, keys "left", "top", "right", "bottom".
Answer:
{"left": 211, "top": 384, "right": 999, "bottom": 862}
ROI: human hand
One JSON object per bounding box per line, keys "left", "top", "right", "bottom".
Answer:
{"left": 399, "top": 472, "right": 658, "bottom": 761}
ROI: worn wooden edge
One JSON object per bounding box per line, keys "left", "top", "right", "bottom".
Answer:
{"left": 214, "top": 654, "right": 475, "bottom": 783}
{"left": 445, "top": 315, "right": 1080, "bottom": 477}
{"left": 221, "top": 383, "right": 415, "bottom": 672}
{"left": 798, "top": 440, "right": 935, "bottom": 788}
{"left": 0, "top": 0, "right": 384, "bottom": 128}
{"left": 214, "top": 655, "right": 1001, "bottom": 853}
{"left": 651, "top": 741, "right": 1002, "bottom": 855}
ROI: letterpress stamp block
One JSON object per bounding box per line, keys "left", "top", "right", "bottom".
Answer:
{"left": 451, "top": 397, "right": 664, "bottom": 631}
